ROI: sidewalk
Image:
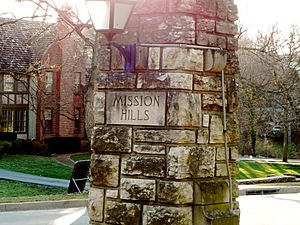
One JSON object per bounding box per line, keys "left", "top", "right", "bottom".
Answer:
{"left": 0, "top": 169, "right": 69, "bottom": 188}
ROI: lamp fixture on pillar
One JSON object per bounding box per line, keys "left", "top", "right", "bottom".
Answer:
{"left": 86, "top": 0, "right": 137, "bottom": 72}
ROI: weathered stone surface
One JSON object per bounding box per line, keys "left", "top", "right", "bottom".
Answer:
{"left": 194, "top": 75, "right": 222, "bottom": 92}
{"left": 197, "top": 128, "right": 209, "bottom": 144}
{"left": 135, "top": 0, "right": 167, "bottom": 14}
{"left": 106, "top": 91, "right": 166, "bottom": 126}
{"left": 162, "top": 48, "right": 203, "bottom": 71}
{"left": 158, "top": 181, "right": 193, "bottom": 204}
{"left": 121, "top": 178, "right": 156, "bottom": 201}
{"left": 106, "top": 189, "right": 119, "bottom": 199}
{"left": 230, "top": 146, "right": 239, "bottom": 160}
{"left": 202, "top": 94, "right": 224, "bottom": 111}
{"left": 194, "top": 180, "right": 229, "bottom": 205}
{"left": 136, "top": 46, "right": 148, "bottom": 70}
{"left": 167, "top": 147, "right": 215, "bottom": 179}
{"left": 197, "top": 33, "right": 226, "bottom": 49}
{"left": 143, "top": 205, "right": 193, "bottom": 225}
{"left": 210, "top": 115, "right": 224, "bottom": 144}
{"left": 96, "top": 72, "right": 136, "bottom": 89}
{"left": 193, "top": 204, "right": 239, "bottom": 225}
{"left": 216, "top": 147, "right": 229, "bottom": 161}
{"left": 90, "top": 154, "right": 120, "bottom": 187}
{"left": 135, "top": 129, "right": 196, "bottom": 144}
{"left": 169, "top": 0, "right": 217, "bottom": 17}
{"left": 197, "top": 18, "right": 215, "bottom": 33}
{"left": 202, "top": 114, "right": 210, "bottom": 127}
{"left": 148, "top": 47, "right": 160, "bottom": 70}
{"left": 227, "top": 37, "right": 238, "bottom": 51}
{"left": 88, "top": 188, "right": 104, "bottom": 222}
{"left": 92, "top": 126, "right": 132, "bottom": 153}
{"left": 140, "top": 15, "right": 195, "bottom": 43}
{"left": 167, "top": 92, "right": 201, "bottom": 127}
{"left": 227, "top": 78, "right": 238, "bottom": 112}
{"left": 137, "top": 72, "right": 193, "bottom": 90}
{"left": 133, "top": 145, "right": 165, "bottom": 155}
{"left": 224, "top": 52, "right": 240, "bottom": 75}
{"left": 93, "top": 92, "right": 105, "bottom": 124}
{"left": 105, "top": 201, "right": 141, "bottom": 225}
{"left": 204, "top": 50, "right": 227, "bottom": 72}
{"left": 216, "top": 21, "right": 238, "bottom": 36}
{"left": 122, "top": 155, "right": 166, "bottom": 177}
{"left": 215, "top": 162, "right": 239, "bottom": 177}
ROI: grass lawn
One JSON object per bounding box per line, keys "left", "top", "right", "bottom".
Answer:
{"left": 0, "top": 155, "right": 72, "bottom": 180}
{"left": 238, "top": 160, "right": 300, "bottom": 180}
{"left": 0, "top": 180, "right": 87, "bottom": 203}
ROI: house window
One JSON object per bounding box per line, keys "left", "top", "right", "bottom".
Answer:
{"left": 17, "top": 76, "right": 28, "bottom": 92}
{"left": 45, "top": 71, "right": 54, "bottom": 94}
{"left": 44, "top": 109, "right": 52, "bottom": 132}
{"left": 1, "top": 109, "right": 27, "bottom": 133}
{"left": 74, "top": 72, "right": 81, "bottom": 94}
{"left": 74, "top": 108, "right": 80, "bottom": 131}
{"left": 3, "top": 75, "right": 14, "bottom": 92}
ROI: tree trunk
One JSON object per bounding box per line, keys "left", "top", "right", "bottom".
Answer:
{"left": 282, "top": 124, "right": 289, "bottom": 162}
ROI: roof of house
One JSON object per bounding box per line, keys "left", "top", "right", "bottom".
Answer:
{"left": 0, "top": 17, "right": 56, "bottom": 73}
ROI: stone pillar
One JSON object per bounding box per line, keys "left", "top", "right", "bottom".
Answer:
{"left": 88, "top": 0, "right": 240, "bottom": 225}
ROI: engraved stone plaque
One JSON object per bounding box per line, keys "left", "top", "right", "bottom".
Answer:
{"left": 107, "top": 91, "right": 166, "bottom": 126}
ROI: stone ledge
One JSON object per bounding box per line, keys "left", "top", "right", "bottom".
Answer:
{"left": 238, "top": 176, "right": 296, "bottom": 185}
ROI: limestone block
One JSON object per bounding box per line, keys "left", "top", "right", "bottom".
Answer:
{"left": 96, "top": 72, "right": 136, "bottom": 89}
{"left": 133, "top": 145, "right": 165, "bottom": 155}
{"left": 193, "top": 204, "right": 239, "bottom": 225}
{"left": 230, "top": 146, "right": 239, "bottom": 160}
{"left": 92, "top": 126, "right": 132, "bottom": 153}
{"left": 135, "top": 0, "right": 167, "bottom": 14}
{"left": 227, "top": 1, "right": 239, "bottom": 22}
{"left": 167, "top": 92, "right": 201, "bottom": 127}
{"left": 224, "top": 52, "right": 239, "bottom": 75}
{"left": 227, "top": 37, "right": 238, "bottom": 51}
{"left": 97, "top": 47, "right": 110, "bottom": 71}
{"left": 143, "top": 205, "right": 192, "bottom": 225}
{"left": 202, "top": 93, "right": 224, "bottom": 111}
{"left": 197, "top": 18, "right": 216, "bottom": 33}
{"left": 135, "top": 129, "right": 196, "bottom": 144}
{"left": 121, "top": 178, "right": 156, "bottom": 201}
{"left": 197, "top": 128, "right": 209, "bottom": 144}
{"left": 169, "top": 0, "right": 217, "bottom": 18}
{"left": 204, "top": 50, "right": 227, "bottom": 72}
{"left": 215, "top": 162, "right": 239, "bottom": 177}
{"left": 202, "top": 114, "right": 210, "bottom": 127}
{"left": 106, "top": 189, "right": 119, "bottom": 199}
{"left": 162, "top": 47, "right": 203, "bottom": 71}
{"left": 194, "top": 180, "right": 229, "bottom": 205}
{"left": 197, "top": 33, "right": 226, "bottom": 49}
{"left": 105, "top": 201, "right": 141, "bottom": 225}
{"left": 216, "top": 21, "right": 238, "bottom": 36}
{"left": 167, "top": 146, "right": 215, "bottom": 179}
{"left": 137, "top": 72, "right": 193, "bottom": 90}
{"left": 216, "top": 147, "right": 229, "bottom": 161}
{"left": 148, "top": 47, "right": 160, "bottom": 70}
{"left": 140, "top": 15, "right": 195, "bottom": 43}
{"left": 93, "top": 92, "right": 105, "bottom": 124}
{"left": 194, "top": 75, "right": 222, "bottom": 92}
{"left": 157, "top": 181, "right": 193, "bottom": 204}
{"left": 136, "top": 46, "right": 148, "bottom": 70}
{"left": 90, "top": 154, "right": 120, "bottom": 187}
{"left": 122, "top": 155, "right": 166, "bottom": 178}
{"left": 216, "top": 0, "right": 227, "bottom": 20}
{"left": 210, "top": 115, "right": 224, "bottom": 144}
{"left": 88, "top": 188, "right": 104, "bottom": 222}
{"left": 227, "top": 78, "right": 238, "bottom": 113}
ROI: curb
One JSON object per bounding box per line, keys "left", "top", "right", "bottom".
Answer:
{"left": 0, "top": 199, "right": 88, "bottom": 212}
{"left": 239, "top": 185, "right": 300, "bottom": 196}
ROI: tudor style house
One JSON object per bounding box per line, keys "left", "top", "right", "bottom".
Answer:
{"left": 0, "top": 17, "right": 89, "bottom": 140}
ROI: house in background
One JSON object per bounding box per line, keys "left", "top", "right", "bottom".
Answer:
{"left": 0, "top": 17, "right": 89, "bottom": 141}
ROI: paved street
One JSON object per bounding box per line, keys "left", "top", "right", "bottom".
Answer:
{"left": 239, "top": 193, "right": 300, "bottom": 225}
{"left": 1, "top": 193, "right": 300, "bottom": 225}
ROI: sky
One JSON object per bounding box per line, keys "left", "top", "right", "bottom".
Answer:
{"left": 1, "top": 0, "right": 300, "bottom": 37}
